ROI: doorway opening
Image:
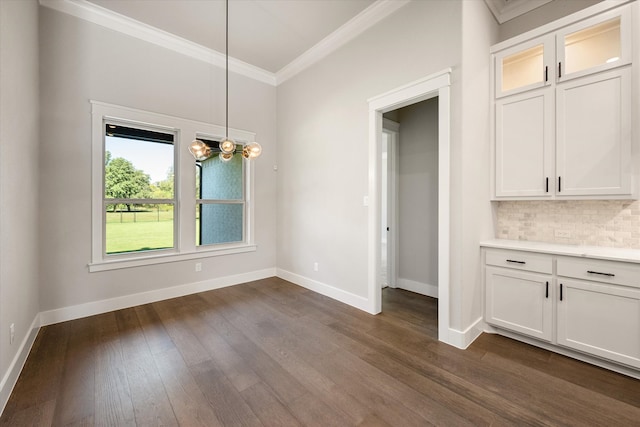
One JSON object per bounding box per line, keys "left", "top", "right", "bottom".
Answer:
{"left": 381, "top": 98, "right": 439, "bottom": 301}
{"left": 367, "top": 69, "right": 452, "bottom": 345}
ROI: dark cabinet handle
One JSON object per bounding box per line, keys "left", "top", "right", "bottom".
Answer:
{"left": 545, "top": 281, "right": 549, "bottom": 299}
{"left": 546, "top": 177, "right": 549, "bottom": 193}
{"left": 587, "top": 270, "right": 615, "bottom": 277}
{"left": 506, "top": 259, "right": 526, "bottom": 264}
{"left": 545, "top": 66, "right": 548, "bottom": 82}
{"left": 558, "top": 62, "right": 562, "bottom": 78}
{"left": 558, "top": 176, "right": 562, "bottom": 192}
{"left": 560, "top": 283, "right": 563, "bottom": 301}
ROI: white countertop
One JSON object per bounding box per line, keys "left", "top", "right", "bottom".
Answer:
{"left": 480, "top": 239, "right": 640, "bottom": 264}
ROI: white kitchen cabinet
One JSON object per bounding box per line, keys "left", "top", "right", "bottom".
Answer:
{"left": 484, "top": 249, "right": 554, "bottom": 341}
{"left": 556, "top": 67, "right": 632, "bottom": 197}
{"left": 495, "top": 88, "right": 554, "bottom": 197}
{"left": 556, "top": 7, "right": 631, "bottom": 83}
{"left": 482, "top": 241, "right": 640, "bottom": 374}
{"left": 556, "top": 255, "right": 640, "bottom": 369}
{"left": 491, "top": 3, "right": 635, "bottom": 200}
{"left": 557, "top": 279, "right": 640, "bottom": 369}
{"left": 495, "top": 35, "right": 554, "bottom": 98}
{"left": 485, "top": 267, "right": 553, "bottom": 341}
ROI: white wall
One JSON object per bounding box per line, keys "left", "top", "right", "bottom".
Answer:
{"left": 396, "top": 99, "right": 438, "bottom": 296}
{"left": 0, "top": 0, "right": 41, "bottom": 407}
{"left": 276, "top": 0, "right": 462, "bottom": 302}
{"left": 451, "top": 0, "right": 499, "bottom": 332}
{"left": 37, "top": 7, "right": 277, "bottom": 313}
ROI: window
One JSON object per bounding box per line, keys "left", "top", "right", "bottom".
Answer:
{"left": 104, "top": 124, "right": 175, "bottom": 255}
{"left": 196, "top": 139, "right": 245, "bottom": 246}
{"left": 91, "top": 101, "right": 257, "bottom": 272}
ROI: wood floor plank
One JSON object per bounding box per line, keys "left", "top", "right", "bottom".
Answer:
{"left": 134, "top": 303, "right": 176, "bottom": 355}
{"left": 124, "top": 353, "right": 179, "bottom": 426}
{"left": 153, "top": 348, "right": 223, "bottom": 427}
{"left": 2, "top": 279, "right": 639, "bottom": 427}
{"left": 51, "top": 316, "right": 97, "bottom": 426}
{"left": 240, "top": 381, "right": 302, "bottom": 427}
{"left": 189, "top": 360, "right": 263, "bottom": 426}
{"left": 94, "top": 312, "right": 136, "bottom": 427}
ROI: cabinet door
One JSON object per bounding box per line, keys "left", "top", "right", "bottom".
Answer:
{"left": 495, "top": 88, "right": 554, "bottom": 198}
{"left": 557, "top": 279, "right": 640, "bottom": 369}
{"left": 556, "top": 5, "right": 631, "bottom": 83}
{"left": 495, "top": 35, "right": 554, "bottom": 98}
{"left": 556, "top": 67, "right": 631, "bottom": 197}
{"left": 485, "top": 267, "right": 553, "bottom": 342}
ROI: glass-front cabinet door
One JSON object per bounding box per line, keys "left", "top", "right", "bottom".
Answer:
{"left": 556, "top": 7, "right": 631, "bottom": 82}
{"left": 495, "top": 35, "right": 554, "bottom": 98}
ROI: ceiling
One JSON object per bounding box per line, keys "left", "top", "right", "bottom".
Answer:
{"left": 86, "top": 0, "right": 377, "bottom": 74}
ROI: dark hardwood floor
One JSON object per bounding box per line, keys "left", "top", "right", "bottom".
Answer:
{"left": 1, "top": 277, "right": 639, "bottom": 426}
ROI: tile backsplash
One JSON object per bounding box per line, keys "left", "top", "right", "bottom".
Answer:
{"left": 496, "top": 200, "right": 640, "bottom": 249}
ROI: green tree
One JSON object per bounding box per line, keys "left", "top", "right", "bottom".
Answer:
{"left": 150, "top": 166, "right": 174, "bottom": 200}
{"left": 105, "top": 157, "right": 151, "bottom": 211}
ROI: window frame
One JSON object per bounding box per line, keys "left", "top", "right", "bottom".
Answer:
{"left": 103, "top": 119, "right": 178, "bottom": 259}
{"left": 90, "top": 101, "right": 257, "bottom": 272}
{"left": 195, "top": 137, "right": 247, "bottom": 248}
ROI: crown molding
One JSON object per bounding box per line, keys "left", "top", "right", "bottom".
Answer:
{"left": 39, "top": 0, "right": 277, "bottom": 86}
{"left": 484, "top": 0, "right": 554, "bottom": 24}
{"left": 275, "top": 0, "right": 411, "bottom": 85}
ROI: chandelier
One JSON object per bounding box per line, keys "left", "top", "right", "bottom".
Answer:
{"left": 189, "top": 0, "right": 262, "bottom": 162}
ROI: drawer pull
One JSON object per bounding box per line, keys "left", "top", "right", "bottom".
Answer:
{"left": 506, "top": 259, "right": 526, "bottom": 265}
{"left": 560, "top": 283, "right": 563, "bottom": 301}
{"left": 587, "top": 270, "right": 615, "bottom": 277}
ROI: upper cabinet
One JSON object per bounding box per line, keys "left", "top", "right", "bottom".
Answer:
{"left": 495, "top": 36, "right": 554, "bottom": 98}
{"left": 556, "top": 10, "right": 631, "bottom": 83}
{"left": 491, "top": 3, "right": 636, "bottom": 200}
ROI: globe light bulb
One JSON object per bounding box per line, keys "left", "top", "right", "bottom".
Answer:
{"left": 219, "top": 152, "right": 234, "bottom": 162}
{"left": 242, "top": 142, "right": 262, "bottom": 159}
{"left": 189, "top": 139, "right": 212, "bottom": 161}
{"left": 220, "top": 138, "right": 236, "bottom": 155}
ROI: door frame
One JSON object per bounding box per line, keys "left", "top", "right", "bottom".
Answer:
{"left": 367, "top": 69, "right": 451, "bottom": 344}
{"left": 382, "top": 119, "right": 399, "bottom": 289}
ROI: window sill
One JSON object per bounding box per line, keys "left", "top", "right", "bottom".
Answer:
{"left": 88, "top": 244, "right": 257, "bottom": 272}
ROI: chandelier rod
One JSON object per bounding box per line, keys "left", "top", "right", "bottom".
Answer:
{"left": 225, "top": 0, "right": 229, "bottom": 140}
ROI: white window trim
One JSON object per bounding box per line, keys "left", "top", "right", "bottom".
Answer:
{"left": 90, "top": 101, "right": 257, "bottom": 272}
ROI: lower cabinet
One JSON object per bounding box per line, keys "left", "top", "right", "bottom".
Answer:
{"left": 484, "top": 247, "right": 640, "bottom": 371}
{"left": 485, "top": 267, "right": 553, "bottom": 342}
{"left": 557, "top": 279, "right": 640, "bottom": 368}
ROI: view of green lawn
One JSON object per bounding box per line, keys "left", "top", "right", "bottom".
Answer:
{"left": 106, "top": 209, "right": 175, "bottom": 254}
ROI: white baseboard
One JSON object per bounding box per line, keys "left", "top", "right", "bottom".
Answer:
{"left": 0, "top": 314, "right": 40, "bottom": 416}
{"left": 396, "top": 278, "right": 438, "bottom": 298}
{"left": 445, "top": 317, "right": 484, "bottom": 349}
{"left": 276, "top": 268, "right": 371, "bottom": 313}
{"left": 39, "top": 268, "right": 276, "bottom": 326}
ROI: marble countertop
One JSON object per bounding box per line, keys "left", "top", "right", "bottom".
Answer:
{"left": 480, "top": 239, "right": 640, "bottom": 264}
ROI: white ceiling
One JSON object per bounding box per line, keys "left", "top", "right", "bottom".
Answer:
{"left": 86, "top": 0, "right": 377, "bottom": 73}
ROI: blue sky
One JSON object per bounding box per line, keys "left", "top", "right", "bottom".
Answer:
{"left": 106, "top": 136, "right": 174, "bottom": 183}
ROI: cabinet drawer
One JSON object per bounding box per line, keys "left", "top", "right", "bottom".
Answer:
{"left": 557, "top": 257, "right": 640, "bottom": 289}
{"left": 485, "top": 249, "right": 553, "bottom": 274}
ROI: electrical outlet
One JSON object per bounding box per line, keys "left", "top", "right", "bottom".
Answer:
{"left": 555, "top": 230, "right": 571, "bottom": 238}
{"left": 195, "top": 262, "right": 202, "bottom": 272}
{"left": 10, "top": 323, "right": 15, "bottom": 345}
{"left": 314, "top": 262, "right": 319, "bottom": 272}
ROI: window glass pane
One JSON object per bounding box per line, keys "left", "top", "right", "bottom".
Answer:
{"left": 501, "top": 44, "right": 544, "bottom": 93}
{"left": 200, "top": 152, "right": 243, "bottom": 200}
{"left": 105, "top": 204, "right": 174, "bottom": 254}
{"left": 198, "top": 203, "right": 244, "bottom": 245}
{"left": 564, "top": 17, "right": 621, "bottom": 75}
{"left": 105, "top": 127, "right": 174, "bottom": 199}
